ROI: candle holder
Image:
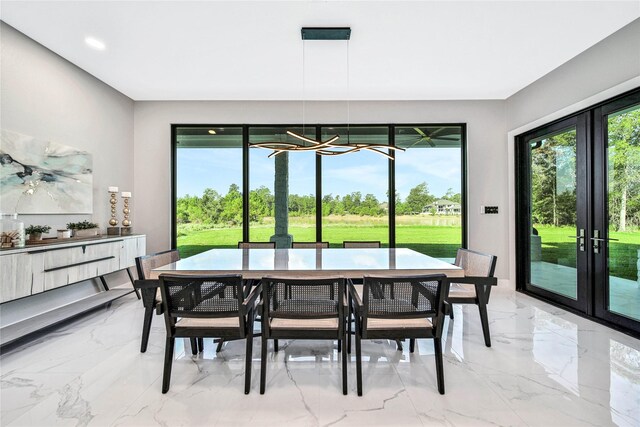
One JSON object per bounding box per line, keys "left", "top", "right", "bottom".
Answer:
{"left": 107, "top": 187, "right": 120, "bottom": 235}
{"left": 121, "top": 192, "right": 132, "bottom": 235}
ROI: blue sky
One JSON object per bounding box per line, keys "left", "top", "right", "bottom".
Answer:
{"left": 177, "top": 147, "right": 461, "bottom": 200}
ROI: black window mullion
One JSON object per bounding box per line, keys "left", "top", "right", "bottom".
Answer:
{"left": 388, "top": 125, "right": 396, "bottom": 248}
{"left": 316, "top": 126, "right": 322, "bottom": 243}
{"left": 461, "top": 123, "right": 468, "bottom": 249}
{"left": 242, "top": 125, "right": 249, "bottom": 242}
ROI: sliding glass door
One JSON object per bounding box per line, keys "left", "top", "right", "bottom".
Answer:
{"left": 517, "top": 89, "right": 640, "bottom": 334}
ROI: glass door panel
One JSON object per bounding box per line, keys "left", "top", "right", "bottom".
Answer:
{"left": 517, "top": 114, "right": 588, "bottom": 313}
{"left": 595, "top": 99, "right": 640, "bottom": 328}
{"left": 529, "top": 127, "right": 578, "bottom": 300}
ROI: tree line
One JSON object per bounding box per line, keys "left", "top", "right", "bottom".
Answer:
{"left": 531, "top": 109, "right": 639, "bottom": 231}
{"left": 177, "top": 182, "right": 461, "bottom": 226}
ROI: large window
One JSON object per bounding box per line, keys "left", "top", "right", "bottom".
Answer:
{"left": 175, "top": 126, "right": 243, "bottom": 257}
{"left": 321, "top": 126, "right": 389, "bottom": 247}
{"left": 395, "top": 126, "right": 464, "bottom": 260}
{"left": 172, "top": 124, "right": 466, "bottom": 258}
{"left": 248, "top": 127, "right": 316, "bottom": 244}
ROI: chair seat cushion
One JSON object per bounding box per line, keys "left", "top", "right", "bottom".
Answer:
{"left": 366, "top": 317, "right": 432, "bottom": 329}
{"left": 448, "top": 283, "right": 476, "bottom": 298}
{"left": 270, "top": 317, "right": 339, "bottom": 330}
{"left": 177, "top": 317, "right": 239, "bottom": 328}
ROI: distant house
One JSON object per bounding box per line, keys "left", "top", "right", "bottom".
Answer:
{"left": 424, "top": 199, "right": 461, "bottom": 215}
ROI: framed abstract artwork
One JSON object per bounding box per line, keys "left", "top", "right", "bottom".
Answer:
{"left": 0, "top": 130, "right": 93, "bottom": 214}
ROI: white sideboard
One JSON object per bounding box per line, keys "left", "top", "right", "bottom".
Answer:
{"left": 0, "top": 235, "right": 146, "bottom": 346}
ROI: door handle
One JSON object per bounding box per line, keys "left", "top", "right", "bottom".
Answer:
{"left": 568, "top": 229, "right": 585, "bottom": 252}
{"left": 591, "top": 230, "right": 618, "bottom": 254}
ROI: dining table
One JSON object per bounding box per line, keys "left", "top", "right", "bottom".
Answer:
{"left": 150, "top": 247, "right": 465, "bottom": 280}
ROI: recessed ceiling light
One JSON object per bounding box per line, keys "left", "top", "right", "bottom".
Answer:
{"left": 85, "top": 36, "right": 106, "bottom": 51}
{"left": 208, "top": 129, "right": 217, "bottom": 135}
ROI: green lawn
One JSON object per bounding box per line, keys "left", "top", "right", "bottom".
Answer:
{"left": 177, "top": 223, "right": 462, "bottom": 259}
{"left": 176, "top": 221, "right": 640, "bottom": 281}
{"left": 535, "top": 224, "right": 639, "bottom": 281}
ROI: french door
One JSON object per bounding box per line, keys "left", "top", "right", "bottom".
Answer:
{"left": 516, "top": 89, "right": 640, "bottom": 334}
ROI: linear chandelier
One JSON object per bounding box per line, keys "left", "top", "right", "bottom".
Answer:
{"left": 250, "top": 27, "right": 405, "bottom": 160}
{"left": 251, "top": 131, "right": 406, "bottom": 159}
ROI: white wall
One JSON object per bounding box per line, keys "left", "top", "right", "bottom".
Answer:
{"left": 133, "top": 100, "right": 510, "bottom": 280}
{"left": 507, "top": 18, "right": 640, "bottom": 129}
{"left": 0, "top": 22, "right": 134, "bottom": 234}
{"left": 505, "top": 18, "right": 640, "bottom": 285}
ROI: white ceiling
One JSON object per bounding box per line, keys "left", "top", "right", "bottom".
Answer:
{"left": 1, "top": 1, "right": 638, "bottom": 101}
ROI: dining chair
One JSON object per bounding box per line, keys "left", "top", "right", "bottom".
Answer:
{"left": 342, "top": 241, "right": 388, "bottom": 350}
{"left": 292, "top": 241, "right": 330, "bottom": 249}
{"left": 134, "top": 249, "right": 184, "bottom": 353}
{"left": 158, "top": 274, "right": 260, "bottom": 394}
{"left": 259, "top": 276, "right": 348, "bottom": 395}
{"left": 446, "top": 248, "right": 497, "bottom": 347}
{"left": 350, "top": 274, "right": 449, "bottom": 395}
{"left": 238, "top": 241, "right": 276, "bottom": 249}
{"left": 342, "top": 241, "right": 381, "bottom": 248}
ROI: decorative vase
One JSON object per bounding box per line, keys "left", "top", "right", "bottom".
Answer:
{"left": 75, "top": 228, "right": 99, "bottom": 238}
{"left": 57, "top": 229, "right": 71, "bottom": 239}
{"left": 30, "top": 232, "right": 42, "bottom": 241}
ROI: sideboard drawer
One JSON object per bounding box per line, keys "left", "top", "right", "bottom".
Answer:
{"left": 43, "top": 241, "right": 120, "bottom": 271}
{"left": 0, "top": 253, "right": 44, "bottom": 303}
{"left": 41, "top": 242, "right": 120, "bottom": 290}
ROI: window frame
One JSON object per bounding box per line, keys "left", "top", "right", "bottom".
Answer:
{"left": 171, "top": 123, "right": 467, "bottom": 252}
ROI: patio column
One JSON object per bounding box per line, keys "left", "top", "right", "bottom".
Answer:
{"left": 270, "top": 152, "right": 292, "bottom": 248}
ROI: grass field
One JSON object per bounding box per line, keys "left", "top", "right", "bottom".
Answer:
{"left": 177, "top": 224, "right": 462, "bottom": 259}
{"left": 176, "top": 218, "right": 639, "bottom": 280}
{"left": 535, "top": 224, "right": 639, "bottom": 280}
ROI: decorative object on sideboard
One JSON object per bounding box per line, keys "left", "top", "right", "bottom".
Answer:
{"left": 107, "top": 186, "right": 120, "bottom": 235}
{"left": 25, "top": 225, "right": 51, "bottom": 241}
{"left": 121, "top": 192, "right": 132, "bottom": 235}
{"left": 0, "top": 213, "right": 25, "bottom": 248}
{"left": 0, "top": 129, "right": 93, "bottom": 214}
{"left": 67, "top": 220, "right": 100, "bottom": 238}
{"left": 57, "top": 229, "right": 71, "bottom": 239}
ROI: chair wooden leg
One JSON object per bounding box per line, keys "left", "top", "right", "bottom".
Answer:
{"left": 140, "top": 306, "right": 154, "bottom": 353}
{"left": 126, "top": 268, "right": 141, "bottom": 300}
{"left": 198, "top": 338, "right": 204, "bottom": 352}
{"left": 347, "top": 293, "right": 353, "bottom": 354}
{"left": 355, "top": 330, "right": 363, "bottom": 397}
{"left": 162, "top": 337, "right": 175, "bottom": 393}
{"left": 449, "top": 305, "right": 454, "bottom": 319}
{"left": 409, "top": 338, "right": 416, "bottom": 353}
{"left": 395, "top": 339, "right": 403, "bottom": 351}
{"left": 216, "top": 339, "right": 225, "bottom": 353}
{"left": 478, "top": 302, "right": 491, "bottom": 347}
{"left": 190, "top": 338, "right": 198, "bottom": 355}
{"left": 274, "top": 339, "right": 279, "bottom": 352}
{"left": 434, "top": 337, "right": 445, "bottom": 395}
{"left": 260, "top": 336, "right": 268, "bottom": 394}
{"left": 244, "top": 333, "right": 254, "bottom": 394}
{"left": 337, "top": 339, "right": 342, "bottom": 353}
{"left": 341, "top": 336, "right": 348, "bottom": 395}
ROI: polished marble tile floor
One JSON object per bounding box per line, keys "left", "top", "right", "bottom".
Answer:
{"left": 1, "top": 288, "right": 639, "bottom": 427}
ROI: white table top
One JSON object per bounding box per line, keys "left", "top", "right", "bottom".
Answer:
{"left": 151, "top": 248, "right": 464, "bottom": 280}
